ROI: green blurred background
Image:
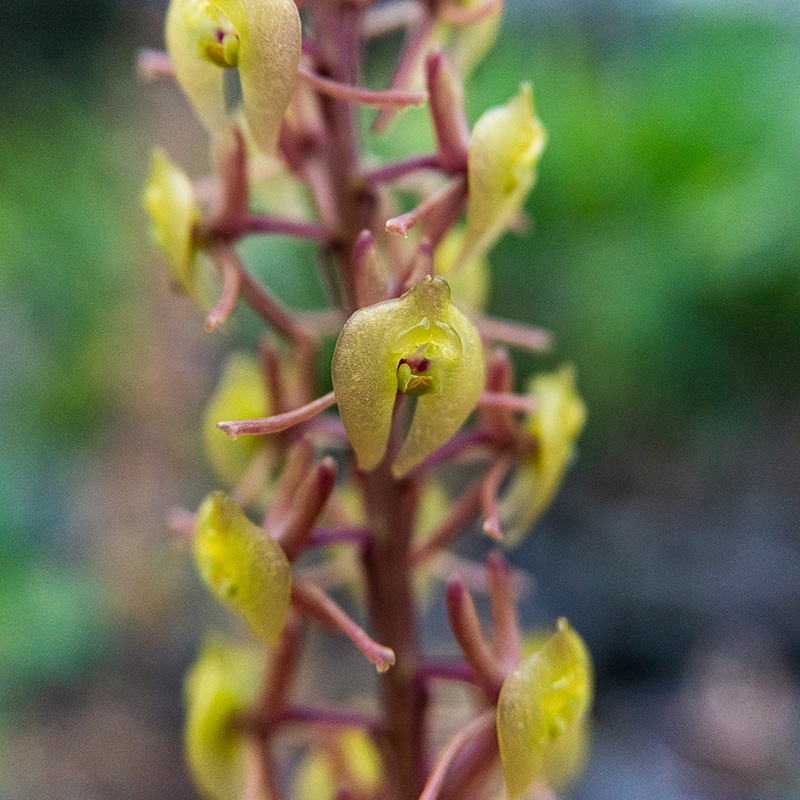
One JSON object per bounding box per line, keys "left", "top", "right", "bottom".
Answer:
{"left": 1, "top": 1, "right": 799, "bottom": 797}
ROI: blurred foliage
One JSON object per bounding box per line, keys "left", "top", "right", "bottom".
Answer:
{"left": 368, "top": 10, "right": 800, "bottom": 444}
{"left": 0, "top": 30, "right": 137, "bottom": 736}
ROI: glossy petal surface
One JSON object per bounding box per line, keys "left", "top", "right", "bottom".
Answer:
{"left": 166, "top": 0, "right": 301, "bottom": 152}
{"left": 331, "top": 276, "right": 485, "bottom": 476}
{"left": 497, "top": 619, "right": 593, "bottom": 797}
{"left": 461, "top": 84, "right": 545, "bottom": 266}
{"left": 142, "top": 147, "right": 199, "bottom": 298}
{"left": 184, "top": 634, "right": 264, "bottom": 800}
{"left": 193, "top": 492, "right": 291, "bottom": 642}
{"left": 203, "top": 352, "right": 269, "bottom": 486}
{"left": 500, "top": 366, "right": 586, "bottom": 544}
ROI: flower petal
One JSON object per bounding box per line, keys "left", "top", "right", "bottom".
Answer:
{"left": 331, "top": 276, "right": 485, "bottom": 474}
{"left": 193, "top": 492, "right": 291, "bottom": 642}
{"left": 497, "top": 619, "right": 593, "bottom": 797}
{"left": 460, "top": 84, "right": 545, "bottom": 266}
{"left": 184, "top": 633, "right": 265, "bottom": 800}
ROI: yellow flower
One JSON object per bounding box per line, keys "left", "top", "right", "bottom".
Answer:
{"left": 165, "top": 0, "right": 301, "bottom": 153}
{"left": 499, "top": 366, "right": 586, "bottom": 544}
{"left": 193, "top": 492, "right": 291, "bottom": 642}
{"left": 184, "top": 634, "right": 265, "bottom": 800}
{"left": 460, "top": 85, "right": 546, "bottom": 267}
{"left": 497, "top": 619, "right": 593, "bottom": 797}
{"left": 432, "top": 0, "right": 502, "bottom": 78}
{"left": 203, "top": 352, "right": 270, "bottom": 487}
{"left": 294, "top": 729, "right": 383, "bottom": 800}
{"left": 434, "top": 226, "right": 490, "bottom": 311}
{"left": 142, "top": 147, "right": 200, "bottom": 298}
{"left": 331, "top": 275, "right": 485, "bottom": 477}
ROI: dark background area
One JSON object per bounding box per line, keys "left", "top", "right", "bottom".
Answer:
{"left": 1, "top": 1, "right": 798, "bottom": 798}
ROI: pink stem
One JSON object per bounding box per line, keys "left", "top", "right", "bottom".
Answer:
{"left": 362, "top": 154, "right": 442, "bottom": 186}
{"left": 386, "top": 176, "right": 467, "bottom": 237}
{"left": 238, "top": 214, "right": 331, "bottom": 241}
{"left": 478, "top": 392, "right": 536, "bottom": 415}
{"left": 362, "top": 0, "right": 423, "bottom": 38}
{"left": 280, "top": 704, "right": 380, "bottom": 732}
{"left": 298, "top": 65, "right": 428, "bottom": 108}
{"left": 481, "top": 456, "right": 512, "bottom": 541}
{"left": 204, "top": 255, "right": 241, "bottom": 331}
{"left": 292, "top": 579, "right": 396, "bottom": 672}
{"left": 486, "top": 551, "right": 522, "bottom": 667}
{"left": 218, "top": 391, "right": 337, "bottom": 438}
{"left": 136, "top": 48, "right": 173, "bottom": 80}
{"left": 410, "top": 428, "right": 495, "bottom": 476}
{"left": 276, "top": 457, "right": 339, "bottom": 562}
{"left": 412, "top": 478, "right": 483, "bottom": 566}
{"left": 307, "top": 526, "right": 373, "bottom": 548}
{"left": 477, "top": 314, "right": 553, "bottom": 352}
{"left": 418, "top": 711, "right": 496, "bottom": 800}
{"left": 372, "top": 17, "right": 434, "bottom": 133}
{"left": 416, "top": 659, "right": 476, "bottom": 686}
{"left": 207, "top": 245, "right": 313, "bottom": 343}
{"left": 438, "top": 0, "right": 502, "bottom": 26}
{"left": 445, "top": 577, "right": 506, "bottom": 698}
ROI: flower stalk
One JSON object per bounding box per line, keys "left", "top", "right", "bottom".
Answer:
{"left": 140, "top": 1, "right": 594, "bottom": 798}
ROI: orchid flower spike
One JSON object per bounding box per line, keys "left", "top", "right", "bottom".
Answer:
{"left": 332, "top": 276, "right": 485, "bottom": 477}
{"left": 497, "top": 618, "right": 593, "bottom": 798}
{"left": 184, "top": 634, "right": 266, "bottom": 800}
{"left": 143, "top": 147, "right": 201, "bottom": 299}
{"left": 193, "top": 492, "right": 291, "bottom": 642}
{"left": 459, "top": 84, "right": 546, "bottom": 268}
{"left": 165, "top": 0, "right": 301, "bottom": 153}
{"left": 499, "top": 366, "right": 586, "bottom": 544}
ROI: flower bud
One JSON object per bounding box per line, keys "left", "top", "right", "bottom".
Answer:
{"left": 331, "top": 276, "right": 485, "bottom": 477}
{"left": 143, "top": 147, "right": 200, "bottom": 299}
{"left": 500, "top": 366, "right": 586, "bottom": 544}
{"left": 460, "top": 84, "right": 545, "bottom": 267}
{"left": 184, "top": 634, "right": 265, "bottom": 800}
{"left": 497, "top": 619, "right": 592, "bottom": 797}
{"left": 203, "top": 352, "right": 269, "bottom": 486}
{"left": 165, "top": 0, "right": 301, "bottom": 153}
{"left": 193, "top": 492, "right": 291, "bottom": 642}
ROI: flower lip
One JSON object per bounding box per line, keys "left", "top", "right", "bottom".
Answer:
{"left": 331, "top": 275, "right": 485, "bottom": 475}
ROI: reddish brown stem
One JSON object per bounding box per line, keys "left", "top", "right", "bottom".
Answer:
{"left": 299, "top": 65, "right": 428, "bottom": 107}
{"left": 445, "top": 577, "right": 506, "bottom": 698}
{"left": 418, "top": 711, "right": 496, "bottom": 800}
{"left": 412, "top": 478, "right": 483, "bottom": 565}
{"left": 360, "top": 464, "right": 428, "bottom": 800}
{"left": 205, "top": 255, "right": 241, "bottom": 331}
{"left": 292, "top": 578, "right": 396, "bottom": 672}
{"left": 481, "top": 455, "right": 513, "bottom": 541}
{"left": 277, "top": 457, "right": 339, "bottom": 561}
{"left": 206, "top": 245, "right": 314, "bottom": 344}
{"left": 477, "top": 314, "right": 553, "bottom": 352}
{"left": 438, "top": 0, "right": 502, "bottom": 26}
{"left": 486, "top": 551, "right": 523, "bottom": 668}
{"left": 385, "top": 176, "right": 467, "bottom": 237}
{"left": 362, "top": 154, "right": 442, "bottom": 186}
{"left": 218, "top": 391, "right": 337, "bottom": 438}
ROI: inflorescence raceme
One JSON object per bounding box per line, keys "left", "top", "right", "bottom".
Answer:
{"left": 141, "top": 1, "right": 591, "bottom": 799}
